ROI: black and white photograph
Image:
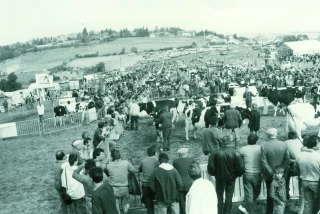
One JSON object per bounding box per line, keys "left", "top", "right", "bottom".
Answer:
{"left": 1, "top": 0, "right": 320, "bottom": 213}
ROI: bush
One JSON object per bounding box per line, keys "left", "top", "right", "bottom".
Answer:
{"left": 119, "top": 48, "right": 125, "bottom": 55}
{"left": 29, "top": 79, "right": 36, "bottom": 84}
{"left": 131, "top": 47, "right": 138, "bottom": 53}
{"left": 112, "top": 52, "right": 117, "bottom": 55}
{"left": 83, "top": 62, "right": 106, "bottom": 75}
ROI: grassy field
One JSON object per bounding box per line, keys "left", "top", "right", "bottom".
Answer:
{"left": 1, "top": 37, "right": 197, "bottom": 74}
{"left": 0, "top": 107, "right": 317, "bottom": 214}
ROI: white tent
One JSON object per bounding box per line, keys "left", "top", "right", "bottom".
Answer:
{"left": 284, "top": 40, "right": 320, "bottom": 56}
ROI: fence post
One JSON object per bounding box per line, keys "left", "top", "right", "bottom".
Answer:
{"left": 38, "top": 120, "right": 42, "bottom": 136}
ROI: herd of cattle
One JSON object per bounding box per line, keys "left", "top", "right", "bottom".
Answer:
{"left": 53, "top": 85, "right": 320, "bottom": 141}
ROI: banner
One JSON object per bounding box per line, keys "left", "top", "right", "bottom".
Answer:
{"left": 0, "top": 123, "right": 18, "bottom": 138}
{"left": 36, "top": 74, "right": 53, "bottom": 85}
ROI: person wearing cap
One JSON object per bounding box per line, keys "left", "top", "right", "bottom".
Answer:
{"left": 207, "top": 135, "right": 244, "bottom": 214}
{"left": 139, "top": 145, "right": 160, "bottom": 214}
{"left": 201, "top": 116, "right": 224, "bottom": 155}
{"left": 92, "top": 122, "right": 106, "bottom": 148}
{"left": 261, "top": 128, "right": 290, "bottom": 214}
{"left": 173, "top": 147, "right": 195, "bottom": 214}
{"left": 243, "top": 86, "right": 256, "bottom": 109}
{"left": 296, "top": 135, "right": 320, "bottom": 214}
{"left": 186, "top": 162, "right": 218, "bottom": 214}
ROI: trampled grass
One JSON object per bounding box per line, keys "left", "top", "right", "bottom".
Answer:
{"left": 0, "top": 110, "right": 318, "bottom": 214}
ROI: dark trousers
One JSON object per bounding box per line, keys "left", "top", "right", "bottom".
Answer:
{"left": 178, "top": 191, "right": 188, "bottom": 214}
{"left": 243, "top": 173, "right": 261, "bottom": 213}
{"left": 216, "top": 179, "right": 236, "bottom": 214}
{"left": 131, "top": 116, "right": 139, "bottom": 131}
{"left": 141, "top": 185, "right": 155, "bottom": 214}
{"left": 266, "top": 179, "right": 273, "bottom": 214}
{"left": 245, "top": 100, "right": 252, "bottom": 109}
{"left": 162, "top": 127, "right": 172, "bottom": 150}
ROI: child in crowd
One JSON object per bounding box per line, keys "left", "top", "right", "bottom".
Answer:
{"left": 270, "top": 165, "right": 287, "bottom": 214}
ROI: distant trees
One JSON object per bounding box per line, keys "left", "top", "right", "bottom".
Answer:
{"left": 29, "top": 79, "right": 36, "bottom": 84}
{"left": 83, "top": 62, "right": 106, "bottom": 75}
{"left": 282, "top": 34, "right": 309, "bottom": 42}
{"left": 119, "top": 48, "right": 125, "bottom": 55}
{"left": 0, "top": 73, "right": 22, "bottom": 92}
{"left": 119, "top": 28, "right": 132, "bottom": 38}
{"left": 81, "top": 27, "right": 91, "bottom": 43}
{"left": 134, "top": 27, "right": 150, "bottom": 37}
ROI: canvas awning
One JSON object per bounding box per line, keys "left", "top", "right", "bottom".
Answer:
{"left": 284, "top": 40, "right": 320, "bottom": 56}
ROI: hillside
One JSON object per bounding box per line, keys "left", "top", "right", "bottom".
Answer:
{"left": 0, "top": 37, "right": 197, "bottom": 75}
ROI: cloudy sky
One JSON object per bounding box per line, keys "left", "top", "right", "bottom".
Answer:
{"left": 1, "top": 0, "right": 319, "bottom": 45}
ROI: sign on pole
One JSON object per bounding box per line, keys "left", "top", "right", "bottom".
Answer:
{"left": 36, "top": 74, "right": 53, "bottom": 85}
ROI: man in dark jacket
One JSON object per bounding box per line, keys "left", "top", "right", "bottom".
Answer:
{"left": 90, "top": 167, "right": 118, "bottom": 214}
{"left": 261, "top": 128, "right": 290, "bottom": 214}
{"left": 92, "top": 122, "right": 106, "bottom": 148}
{"left": 173, "top": 148, "right": 195, "bottom": 214}
{"left": 207, "top": 136, "right": 245, "bottom": 214}
{"left": 248, "top": 103, "right": 260, "bottom": 134}
{"left": 159, "top": 106, "right": 173, "bottom": 151}
{"left": 224, "top": 103, "right": 243, "bottom": 147}
{"left": 201, "top": 116, "right": 224, "bottom": 155}
{"left": 150, "top": 153, "right": 184, "bottom": 214}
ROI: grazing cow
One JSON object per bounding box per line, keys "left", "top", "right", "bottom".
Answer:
{"left": 260, "top": 86, "right": 306, "bottom": 116}
{"left": 286, "top": 103, "right": 320, "bottom": 141}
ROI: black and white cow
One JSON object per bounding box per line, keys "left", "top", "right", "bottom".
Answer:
{"left": 260, "top": 86, "right": 306, "bottom": 116}
{"left": 54, "top": 105, "right": 68, "bottom": 126}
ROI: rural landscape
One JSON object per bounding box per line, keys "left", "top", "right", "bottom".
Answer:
{"left": 2, "top": 1, "right": 320, "bottom": 214}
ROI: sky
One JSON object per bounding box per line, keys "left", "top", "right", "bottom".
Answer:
{"left": 1, "top": 0, "right": 320, "bottom": 45}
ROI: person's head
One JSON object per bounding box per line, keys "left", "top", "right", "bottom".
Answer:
{"left": 221, "top": 135, "right": 232, "bottom": 147}
{"left": 210, "top": 116, "right": 219, "bottom": 126}
{"left": 83, "top": 137, "right": 92, "bottom": 147}
{"left": 84, "top": 159, "right": 96, "bottom": 174}
{"left": 55, "top": 151, "right": 65, "bottom": 161}
{"left": 177, "top": 146, "right": 188, "bottom": 157}
{"left": 252, "top": 103, "right": 258, "bottom": 110}
{"left": 82, "top": 131, "right": 90, "bottom": 139}
{"left": 248, "top": 134, "right": 259, "bottom": 145}
{"left": 147, "top": 144, "right": 158, "bottom": 157}
{"left": 306, "top": 135, "right": 319, "bottom": 149}
{"left": 98, "top": 122, "right": 105, "bottom": 129}
{"left": 67, "top": 101, "right": 70, "bottom": 104}
{"left": 89, "top": 167, "right": 103, "bottom": 184}
{"left": 288, "top": 131, "right": 298, "bottom": 140}
{"left": 274, "top": 165, "right": 284, "bottom": 180}
{"left": 158, "top": 152, "right": 169, "bottom": 164}
{"left": 93, "top": 148, "right": 105, "bottom": 160}
{"left": 111, "top": 149, "right": 121, "bottom": 161}
{"left": 188, "top": 162, "right": 202, "bottom": 181}
{"left": 68, "top": 153, "right": 78, "bottom": 166}
{"left": 266, "top": 128, "right": 278, "bottom": 139}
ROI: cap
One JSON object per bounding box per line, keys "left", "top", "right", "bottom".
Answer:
{"left": 266, "top": 128, "right": 278, "bottom": 137}
{"left": 177, "top": 148, "right": 188, "bottom": 157}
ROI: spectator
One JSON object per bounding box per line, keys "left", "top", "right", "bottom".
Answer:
{"left": 238, "top": 134, "right": 261, "bottom": 214}
{"left": 72, "top": 159, "right": 108, "bottom": 214}
{"left": 129, "top": 99, "right": 140, "bottom": 131}
{"left": 270, "top": 165, "right": 287, "bottom": 214}
{"left": 186, "top": 162, "right": 217, "bottom": 214}
{"left": 54, "top": 151, "right": 67, "bottom": 214}
{"left": 224, "top": 103, "right": 243, "bottom": 147}
{"left": 207, "top": 135, "right": 244, "bottom": 214}
{"left": 61, "top": 153, "right": 86, "bottom": 214}
{"left": 90, "top": 167, "right": 118, "bottom": 214}
{"left": 201, "top": 116, "right": 224, "bottom": 155}
{"left": 260, "top": 84, "right": 269, "bottom": 116}
{"left": 150, "top": 152, "right": 184, "bottom": 214}
{"left": 106, "top": 150, "right": 137, "bottom": 214}
{"left": 284, "top": 131, "right": 304, "bottom": 212}
{"left": 248, "top": 103, "right": 260, "bottom": 134}
{"left": 37, "top": 100, "right": 45, "bottom": 125}
{"left": 92, "top": 148, "right": 108, "bottom": 171}
{"left": 139, "top": 144, "right": 160, "bottom": 214}
{"left": 173, "top": 147, "right": 195, "bottom": 214}
{"left": 66, "top": 101, "right": 74, "bottom": 124}
{"left": 243, "top": 86, "right": 256, "bottom": 109}
{"left": 261, "top": 128, "right": 290, "bottom": 214}
{"left": 93, "top": 122, "right": 106, "bottom": 148}
{"left": 159, "top": 106, "right": 173, "bottom": 151}
{"left": 3, "top": 99, "right": 8, "bottom": 112}
{"left": 296, "top": 135, "right": 320, "bottom": 214}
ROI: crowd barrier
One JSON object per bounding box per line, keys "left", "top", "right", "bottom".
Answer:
{"left": 43, "top": 112, "right": 83, "bottom": 135}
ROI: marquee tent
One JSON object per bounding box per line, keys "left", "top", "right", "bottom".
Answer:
{"left": 278, "top": 40, "right": 320, "bottom": 56}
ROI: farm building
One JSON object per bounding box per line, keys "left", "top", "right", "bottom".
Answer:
{"left": 277, "top": 40, "right": 320, "bottom": 57}
{"left": 177, "top": 30, "right": 196, "bottom": 37}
